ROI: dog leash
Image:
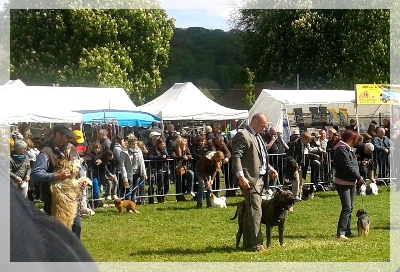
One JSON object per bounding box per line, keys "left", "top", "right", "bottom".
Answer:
{"left": 122, "top": 179, "right": 145, "bottom": 200}
{"left": 359, "top": 181, "right": 366, "bottom": 210}
{"left": 360, "top": 191, "right": 366, "bottom": 210}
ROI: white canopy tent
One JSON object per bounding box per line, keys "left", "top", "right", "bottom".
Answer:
{"left": 249, "top": 89, "right": 390, "bottom": 133}
{"left": 0, "top": 81, "right": 82, "bottom": 123}
{"left": 0, "top": 79, "right": 137, "bottom": 124}
{"left": 136, "top": 82, "right": 248, "bottom": 121}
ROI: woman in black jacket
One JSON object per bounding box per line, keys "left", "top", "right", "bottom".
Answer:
{"left": 333, "top": 130, "right": 364, "bottom": 240}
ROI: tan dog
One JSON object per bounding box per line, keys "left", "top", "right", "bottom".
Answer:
{"left": 50, "top": 159, "right": 92, "bottom": 229}
{"left": 210, "top": 193, "right": 227, "bottom": 208}
{"left": 114, "top": 198, "right": 137, "bottom": 214}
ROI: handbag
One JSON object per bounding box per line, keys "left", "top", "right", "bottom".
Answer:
{"left": 175, "top": 165, "right": 187, "bottom": 175}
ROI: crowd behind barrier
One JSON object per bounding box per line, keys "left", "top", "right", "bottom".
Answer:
{"left": 12, "top": 120, "right": 395, "bottom": 207}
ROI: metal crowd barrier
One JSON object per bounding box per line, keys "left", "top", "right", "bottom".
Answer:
{"left": 83, "top": 151, "right": 345, "bottom": 206}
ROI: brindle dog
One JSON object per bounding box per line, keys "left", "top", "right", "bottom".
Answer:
{"left": 231, "top": 190, "right": 296, "bottom": 249}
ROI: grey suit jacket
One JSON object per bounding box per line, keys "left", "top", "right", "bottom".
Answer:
{"left": 231, "top": 126, "right": 271, "bottom": 186}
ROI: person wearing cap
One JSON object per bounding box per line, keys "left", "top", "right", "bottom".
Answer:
{"left": 73, "top": 130, "right": 88, "bottom": 158}
{"left": 142, "top": 121, "right": 164, "bottom": 145}
{"left": 31, "top": 124, "right": 84, "bottom": 238}
{"left": 146, "top": 131, "right": 162, "bottom": 151}
{"left": 290, "top": 129, "right": 300, "bottom": 142}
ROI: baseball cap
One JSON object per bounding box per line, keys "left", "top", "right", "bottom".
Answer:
{"left": 311, "top": 132, "right": 320, "bottom": 138}
{"left": 292, "top": 130, "right": 300, "bottom": 135}
{"left": 73, "top": 130, "right": 84, "bottom": 144}
{"left": 329, "top": 128, "right": 338, "bottom": 135}
{"left": 149, "top": 131, "right": 161, "bottom": 138}
{"left": 53, "top": 124, "right": 75, "bottom": 139}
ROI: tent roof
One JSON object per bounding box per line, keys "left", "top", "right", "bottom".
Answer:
{"left": 1, "top": 79, "right": 137, "bottom": 124}
{"left": 1, "top": 81, "right": 82, "bottom": 123}
{"left": 264, "top": 89, "right": 355, "bottom": 105}
{"left": 137, "top": 82, "right": 248, "bottom": 121}
{"left": 4, "top": 79, "right": 136, "bottom": 112}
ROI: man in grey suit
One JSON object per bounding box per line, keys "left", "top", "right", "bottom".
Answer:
{"left": 232, "top": 113, "right": 278, "bottom": 252}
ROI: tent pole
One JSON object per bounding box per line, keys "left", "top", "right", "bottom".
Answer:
{"left": 354, "top": 85, "right": 360, "bottom": 134}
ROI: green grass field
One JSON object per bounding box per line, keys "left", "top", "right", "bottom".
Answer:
{"left": 80, "top": 186, "right": 390, "bottom": 263}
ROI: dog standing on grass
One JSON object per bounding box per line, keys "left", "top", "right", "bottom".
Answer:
{"left": 231, "top": 190, "right": 296, "bottom": 249}
{"left": 356, "top": 209, "right": 370, "bottom": 237}
{"left": 210, "top": 193, "right": 227, "bottom": 208}
{"left": 114, "top": 198, "right": 138, "bottom": 214}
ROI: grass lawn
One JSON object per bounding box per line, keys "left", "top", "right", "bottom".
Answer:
{"left": 80, "top": 186, "right": 390, "bottom": 263}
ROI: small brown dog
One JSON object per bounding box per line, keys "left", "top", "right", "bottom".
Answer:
{"left": 356, "top": 209, "right": 370, "bottom": 237}
{"left": 114, "top": 198, "right": 137, "bottom": 214}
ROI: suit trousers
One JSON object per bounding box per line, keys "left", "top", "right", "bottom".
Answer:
{"left": 292, "top": 167, "right": 303, "bottom": 199}
{"left": 240, "top": 177, "right": 264, "bottom": 250}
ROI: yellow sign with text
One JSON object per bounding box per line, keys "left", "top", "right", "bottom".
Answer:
{"left": 355, "top": 84, "right": 399, "bottom": 105}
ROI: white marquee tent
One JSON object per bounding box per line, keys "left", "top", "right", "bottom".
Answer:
{"left": 0, "top": 79, "right": 137, "bottom": 124}
{"left": 136, "top": 82, "right": 248, "bottom": 121}
{"left": 249, "top": 89, "right": 390, "bottom": 133}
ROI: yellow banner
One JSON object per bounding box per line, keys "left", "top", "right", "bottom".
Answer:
{"left": 355, "top": 84, "right": 399, "bottom": 105}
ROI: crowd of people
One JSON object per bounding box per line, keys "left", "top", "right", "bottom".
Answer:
{"left": 8, "top": 117, "right": 394, "bottom": 209}
{"left": 6, "top": 113, "right": 396, "bottom": 259}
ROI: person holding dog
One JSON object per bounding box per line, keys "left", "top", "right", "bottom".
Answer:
{"left": 231, "top": 113, "right": 278, "bottom": 252}
{"left": 333, "top": 129, "right": 364, "bottom": 240}
{"left": 194, "top": 150, "right": 225, "bottom": 209}
{"left": 31, "top": 124, "right": 84, "bottom": 238}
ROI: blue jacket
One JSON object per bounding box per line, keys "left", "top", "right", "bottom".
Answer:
{"left": 372, "top": 135, "right": 390, "bottom": 161}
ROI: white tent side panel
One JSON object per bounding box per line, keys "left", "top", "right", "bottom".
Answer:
{"left": 249, "top": 89, "right": 390, "bottom": 133}
{"left": 137, "top": 82, "right": 248, "bottom": 121}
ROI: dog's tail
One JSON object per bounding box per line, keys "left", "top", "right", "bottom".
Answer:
{"left": 230, "top": 207, "right": 238, "bottom": 220}
{"left": 361, "top": 217, "right": 370, "bottom": 230}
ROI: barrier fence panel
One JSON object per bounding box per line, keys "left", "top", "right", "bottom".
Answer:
{"left": 82, "top": 150, "right": 352, "bottom": 206}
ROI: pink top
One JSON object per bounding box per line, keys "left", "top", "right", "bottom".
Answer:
{"left": 334, "top": 177, "right": 356, "bottom": 186}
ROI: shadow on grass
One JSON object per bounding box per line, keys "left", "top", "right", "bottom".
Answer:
{"left": 375, "top": 226, "right": 392, "bottom": 231}
{"left": 128, "top": 245, "right": 240, "bottom": 256}
{"left": 315, "top": 193, "right": 338, "bottom": 199}
{"left": 155, "top": 206, "right": 195, "bottom": 211}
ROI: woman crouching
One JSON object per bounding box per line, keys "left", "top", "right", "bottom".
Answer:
{"left": 195, "top": 151, "right": 224, "bottom": 209}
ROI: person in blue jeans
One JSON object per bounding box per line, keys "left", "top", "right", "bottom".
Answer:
{"left": 120, "top": 134, "right": 147, "bottom": 206}
{"left": 333, "top": 129, "right": 364, "bottom": 240}
{"left": 194, "top": 151, "right": 225, "bottom": 208}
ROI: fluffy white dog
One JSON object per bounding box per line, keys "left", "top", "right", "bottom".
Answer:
{"left": 210, "top": 193, "right": 227, "bottom": 208}
{"left": 359, "top": 182, "right": 379, "bottom": 196}
{"left": 369, "top": 182, "right": 379, "bottom": 195}
{"left": 262, "top": 189, "right": 274, "bottom": 200}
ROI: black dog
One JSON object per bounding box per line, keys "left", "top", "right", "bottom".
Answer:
{"left": 302, "top": 184, "right": 315, "bottom": 200}
{"left": 231, "top": 190, "right": 297, "bottom": 249}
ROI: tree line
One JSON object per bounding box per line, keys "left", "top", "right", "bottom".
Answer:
{"left": 5, "top": 8, "right": 390, "bottom": 106}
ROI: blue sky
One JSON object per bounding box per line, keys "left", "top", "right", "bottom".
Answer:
{"left": 0, "top": 0, "right": 233, "bottom": 31}
{"left": 165, "top": 9, "right": 232, "bottom": 31}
